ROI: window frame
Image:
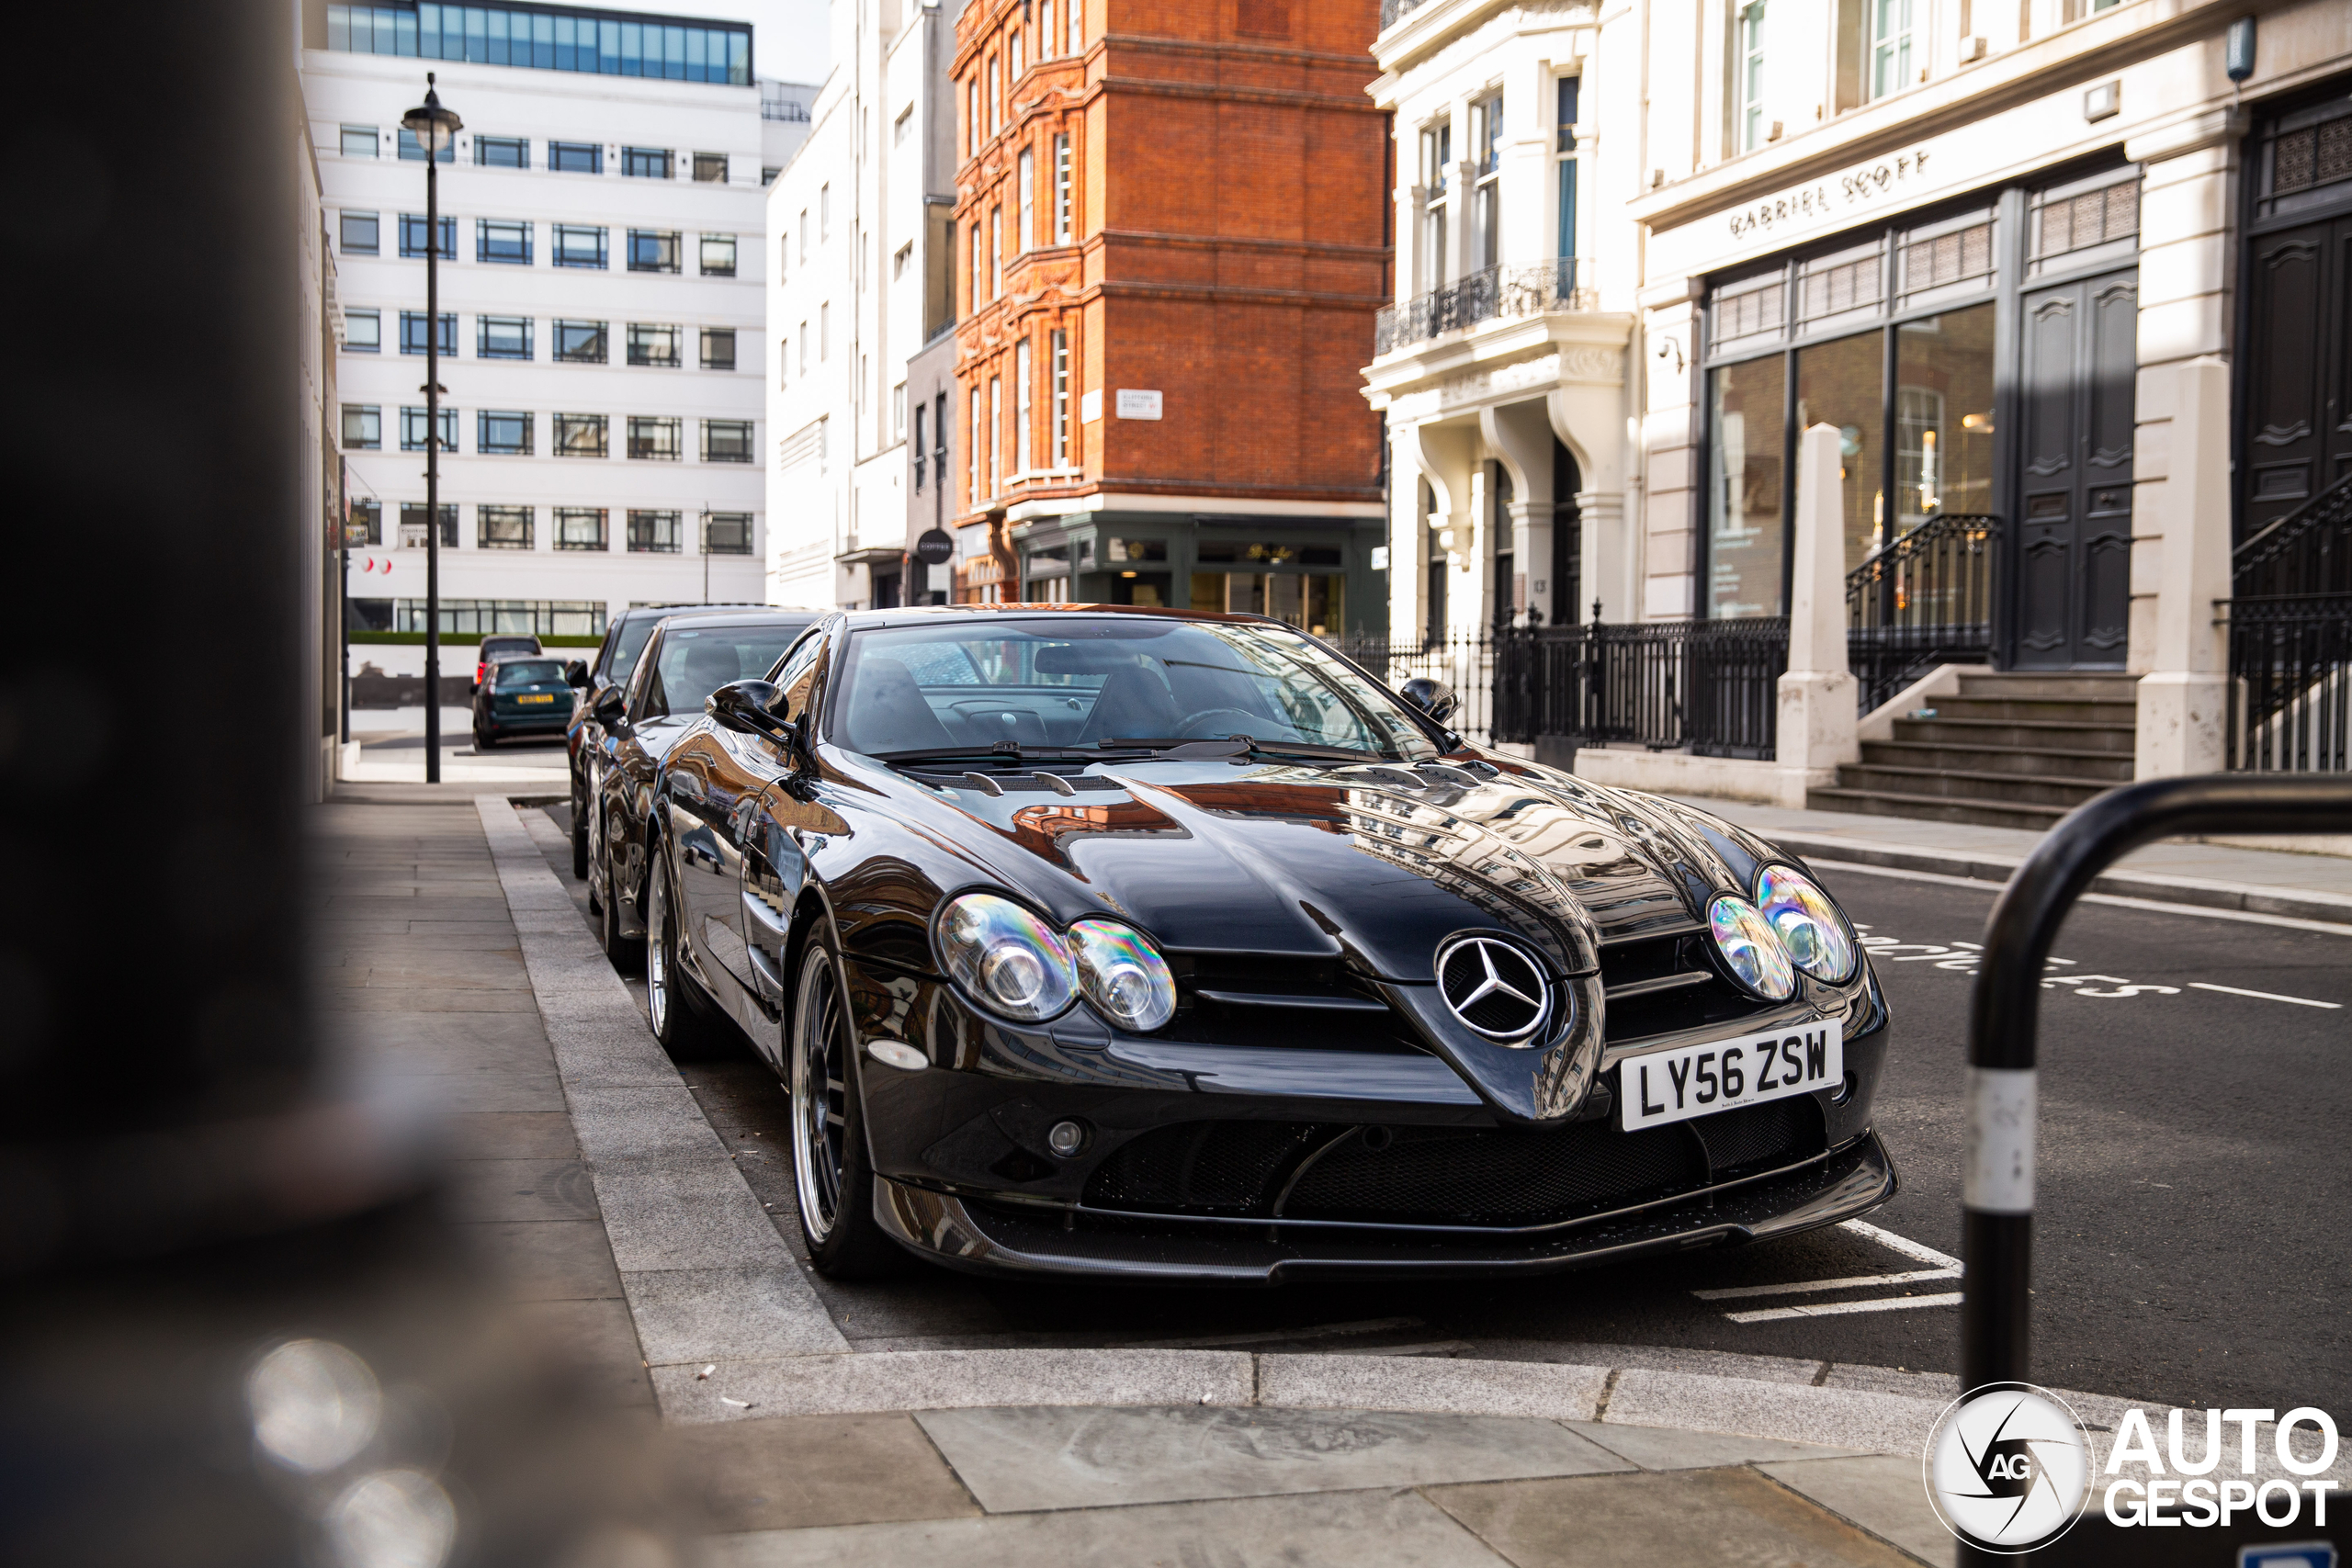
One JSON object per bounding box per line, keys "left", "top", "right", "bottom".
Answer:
{"left": 475, "top": 135, "right": 529, "bottom": 168}
{"left": 477, "top": 504, "right": 535, "bottom": 550}
{"left": 400, "top": 406, "right": 459, "bottom": 453}
{"left": 339, "top": 209, "right": 380, "bottom": 255}
{"left": 691, "top": 151, "right": 729, "bottom": 182}
{"left": 627, "top": 416, "right": 684, "bottom": 461}
{"left": 476, "top": 315, "right": 534, "bottom": 361}
{"left": 399, "top": 212, "right": 457, "bottom": 260}
{"left": 702, "top": 419, "right": 754, "bottom": 463}
{"left": 1018, "top": 147, "right": 1035, "bottom": 253}
{"left": 627, "top": 509, "right": 684, "bottom": 553}
{"left": 548, "top": 140, "right": 603, "bottom": 175}
{"left": 343, "top": 308, "right": 381, "bottom": 354}
{"left": 399, "top": 310, "right": 458, "bottom": 357}
{"left": 621, "top": 145, "right": 674, "bottom": 179}
{"left": 626, "top": 322, "right": 683, "bottom": 367}
{"left": 554, "top": 507, "right": 609, "bottom": 551}
{"left": 476, "top": 217, "right": 533, "bottom": 264}
{"left": 476, "top": 409, "right": 535, "bottom": 456}
{"left": 340, "top": 124, "right": 379, "bottom": 158}
{"left": 698, "top": 232, "right": 738, "bottom": 276}
{"left": 1054, "top": 134, "right": 1073, "bottom": 243}
{"left": 553, "top": 319, "right": 607, "bottom": 363}
{"left": 341, "top": 404, "right": 381, "bottom": 450}
{"left": 551, "top": 224, "right": 609, "bottom": 270}
{"left": 553, "top": 412, "right": 609, "bottom": 458}
{"left": 700, "top": 327, "right": 738, "bottom": 370}
{"left": 627, "top": 229, "right": 682, "bottom": 274}
{"left": 705, "top": 513, "right": 754, "bottom": 556}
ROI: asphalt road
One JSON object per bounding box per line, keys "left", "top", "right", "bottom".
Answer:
{"left": 535, "top": 807, "right": 2349, "bottom": 1415}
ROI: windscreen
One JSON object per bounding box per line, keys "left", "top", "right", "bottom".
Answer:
{"left": 830, "top": 617, "right": 1439, "bottom": 760}
{"left": 605, "top": 617, "right": 661, "bottom": 685}
{"left": 641, "top": 623, "right": 812, "bottom": 718}
{"left": 493, "top": 660, "right": 565, "bottom": 689}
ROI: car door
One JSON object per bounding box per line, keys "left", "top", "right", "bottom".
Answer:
{"left": 738, "top": 629, "right": 835, "bottom": 1046}
{"left": 661, "top": 729, "right": 754, "bottom": 991}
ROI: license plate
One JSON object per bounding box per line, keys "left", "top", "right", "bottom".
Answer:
{"left": 516, "top": 694, "right": 556, "bottom": 705}
{"left": 1617, "top": 1019, "right": 1843, "bottom": 1131}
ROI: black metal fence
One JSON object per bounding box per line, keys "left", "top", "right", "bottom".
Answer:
{"left": 2225, "top": 474, "right": 2352, "bottom": 773}
{"left": 1845, "top": 512, "right": 2000, "bottom": 714}
{"left": 1374, "top": 258, "right": 1597, "bottom": 355}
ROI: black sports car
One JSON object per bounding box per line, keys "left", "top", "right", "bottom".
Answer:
{"left": 639, "top": 605, "right": 1894, "bottom": 1283}
{"left": 583, "top": 610, "right": 823, "bottom": 965}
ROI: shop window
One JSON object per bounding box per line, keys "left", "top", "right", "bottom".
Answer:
{"left": 1706, "top": 357, "right": 1787, "bottom": 618}
{"left": 1798, "top": 238, "right": 1884, "bottom": 332}
{"left": 1894, "top": 303, "right": 1997, "bottom": 526}
{"left": 1712, "top": 271, "right": 1785, "bottom": 351}
{"left": 2029, "top": 172, "right": 2140, "bottom": 275}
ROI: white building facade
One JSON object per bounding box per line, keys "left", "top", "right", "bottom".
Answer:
{"left": 302, "top": 2, "right": 786, "bottom": 647}
{"left": 767, "top": 0, "right": 967, "bottom": 613}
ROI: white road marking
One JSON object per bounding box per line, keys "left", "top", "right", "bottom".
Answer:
{"left": 1838, "top": 1218, "right": 1961, "bottom": 1269}
{"left": 2188, "top": 981, "right": 2343, "bottom": 1010}
{"left": 1693, "top": 1266, "right": 1959, "bottom": 1301}
{"left": 1810, "top": 857, "right": 2352, "bottom": 936}
{"left": 1724, "top": 1292, "right": 1966, "bottom": 1325}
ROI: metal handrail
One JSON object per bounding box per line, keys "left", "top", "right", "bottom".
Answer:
{"left": 2233, "top": 472, "right": 2352, "bottom": 600}
{"left": 1960, "top": 777, "right": 2352, "bottom": 1472}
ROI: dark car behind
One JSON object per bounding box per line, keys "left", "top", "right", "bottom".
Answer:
{"left": 473, "top": 633, "right": 542, "bottom": 690}
{"left": 471, "top": 655, "right": 572, "bottom": 748}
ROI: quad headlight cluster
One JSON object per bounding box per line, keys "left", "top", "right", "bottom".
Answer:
{"left": 1706, "top": 863, "right": 1857, "bottom": 999}
{"left": 936, "top": 892, "right": 1178, "bottom": 1032}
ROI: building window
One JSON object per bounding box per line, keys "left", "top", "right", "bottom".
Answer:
{"left": 553, "top": 319, "right": 606, "bottom": 363}
{"left": 989, "top": 375, "right": 1001, "bottom": 494}
{"left": 399, "top": 502, "right": 459, "bottom": 548}
{"left": 339, "top": 210, "right": 379, "bottom": 255}
{"left": 1068, "top": 0, "right": 1082, "bottom": 51}
{"left": 621, "top": 146, "right": 673, "bottom": 178}
{"left": 340, "top": 124, "right": 378, "bottom": 158}
{"left": 1738, "top": 5, "right": 1768, "bottom": 150}
{"left": 970, "top": 385, "right": 982, "bottom": 503}
{"left": 798, "top": 321, "right": 808, "bottom": 375}
{"left": 1556, "top": 75, "right": 1580, "bottom": 257}
{"left": 700, "top": 327, "right": 737, "bottom": 370}
{"left": 2029, "top": 175, "right": 2140, "bottom": 266}
{"left": 1051, "top": 329, "right": 1069, "bottom": 466}
{"left": 892, "top": 381, "right": 906, "bottom": 440}
{"left": 399, "top": 213, "right": 456, "bottom": 259}
{"left": 706, "top": 513, "right": 753, "bottom": 555}
{"left": 966, "top": 80, "right": 978, "bottom": 157}
{"left": 969, "top": 221, "right": 983, "bottom": 313}
{"left": 820, "top": 183, "right": 831, "bottom": 239}
{"left": 1010, "top": 28, "right": 1023, "bottom": 80}
{"left": 476, "top": 218, "right": 532, "bottom": 263}
{"left": 397, "top": 126, "right": 455, "bottom": 163}
{"left": 400, "top": 311, "right": 458, "bottom": 356}
{"left": 628, "top": 509, "right": 683, "bottom": 551}
{"left": 698, "top": 233, "right": 737, "bottom": 276}
{"left": 344, "top": 309, "right": 381, "bottom": 353}
{"left": 548, "top": 140, "right": 602, "bottom": 175}
{"left": 1015, "top": 338, "right": 1034, "bottom": 474}
{"left": 798, "top": 209, "right": 808, "bottom": 262}
{"left": 893, "top": 241, "right": 911, "bottom": 279}
{"left": 820, "top": 303, "right": 831, "bottom": 359}
{"left": 989, "top": 56, "right": 1001, "bottom": 128}
{"left": 913, "top": 402, "right": 928, "bottom": 491}
{"left": 477, "top": 315, "right": 533, "bottom": 359}
{"left": 477, "top": 410, "right": 533, "bottom": 455}
{"left": 762, "top": 165, "right": 779, "bottom": 186}
{"left": 1018, "top": 148, "right": 1035, "bottom": 252}
{"left": 476, "top": 135, "right": 528, "bottom": 168}
{"left": 1470, "top": 95, "right": 1503, "bottom": 272}
{"left": 388, "top": 597, "right": 605, "bottom": 637}
{"left": 703, "top": 420, "right": 754, "bottom": 462}
{"left": 348, "top": 499, "right": 382, "bottom": 546}
{"left": 627, "top": 416, "right": 682, "bottom": 460}
{"left": 778, "top": 337, "right": 789, "bottom": 384}
{"left": 692, "top": 151, "right": 728, "bottom": 182}
{"left": 554, "top": 507, "right": 607, "bottom": 550}
{"left": 478, "top": 504, "right": 534, "bottom": 549}
{"left": 627, "top": 323, "right": 681, "bottom": 367}
{"left": 991, "top": 206, "right": 1002, "bottom": 296}
{"left": 552, "top": 224, "right": 608, "bottom": 268}
{"left": 1419, "top": 119, "right": 1451, "bottom": 290}
{"left": 1871, "top": 0, "right": 1914, "bottom": 99}
{"left": 401, "top": 406, "right": 458, "bottom": 451}
{"left": 894, "top": 106, "right": 912, "bottom": 146}
{"left": 342, "top": 404, "right": 381, "bottom": 450}
{"left": 1054, "top": 134, "right": 1072, "bottom": 242}
{"left": 628, "top": 230, "right": 681, "bottom": 273}
{"left": 554, "top": 412, "right": 608, "bottom": 457}
{"left": 327, "top": 6, "right": 752, "bottom": 87}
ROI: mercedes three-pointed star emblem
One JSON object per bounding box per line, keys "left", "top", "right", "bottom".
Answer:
{"left": 1435, "top": 936, "right": 1551, "bottom": 1043}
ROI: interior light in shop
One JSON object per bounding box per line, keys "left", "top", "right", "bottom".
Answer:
{"left": 1962, "top": 412, "right": 1993, "bottom": 433}
{"left": 1120, "top": 570, "right": 1136, "bottom": 579}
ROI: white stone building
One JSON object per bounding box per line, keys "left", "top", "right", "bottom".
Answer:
{"left": 766, "top": 0, "right": 967, "bottom": 613}
{"left": 301, "top": 2, "right": 791, "bottom": 646}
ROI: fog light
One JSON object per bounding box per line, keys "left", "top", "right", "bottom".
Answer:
{"left": 1046, "top": 1120, "right": 1089, "bottom": 1157}
{"left": 1829, "top": 1071, "right": 1856, "bottom": 1105}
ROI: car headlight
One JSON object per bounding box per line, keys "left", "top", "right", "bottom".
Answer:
{"left": 1708, "top": 894, "right": 1795, "bottom": 1000}
{"left": 1069, "top": 919, "right": 1177, "bottom": 1032}
{"left": 937, "top": 893, "right": 1075, "bottom": 1021}
{"left": 1755, "top": 863, "right": 1856, "bottom": 984}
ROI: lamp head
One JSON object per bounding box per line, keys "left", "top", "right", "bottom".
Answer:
{"left": 401, "top": 73, "right": 463, "bottom": 154}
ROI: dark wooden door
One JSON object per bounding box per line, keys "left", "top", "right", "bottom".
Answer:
{"left": 2013, "top": 269, "right": 2138, "bottom": 668}
{"left": 2242, "top": 214, "right": 2352, "bottom": 539}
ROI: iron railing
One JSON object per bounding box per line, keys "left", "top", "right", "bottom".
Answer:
{"left": 1334, "top": 630, "right": 1499, "bottom": 745}
{"left": 1374, "top": 258, "right": 1597, "bottom": 355}
{"left": 2224, "top": 474, "right": 2352, "bottom": 773}
{"left": 1844, "top": 512, "right": 2002, "bottom": 714}
{"left": 1378, "top": 0, "right": 1432, "bottom": 28}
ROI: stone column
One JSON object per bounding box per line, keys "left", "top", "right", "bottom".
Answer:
{"left": 1388, "top": 418, "right": 1423, "bottom": 640}
{"left": 1481, "top": 399, "right": 1558, "bottom": 622}
{"left": 1777, "top": 423, "right": 1859, "bottom": 806}
{"left": 1575, "top": 491, "right": 1626, "bottom": 623}
{"left": 1637, "top": 276, "right": 1702, "bottom": 620}
{"left": 2133, "top": 357, "right": 2233, "bottom": 777}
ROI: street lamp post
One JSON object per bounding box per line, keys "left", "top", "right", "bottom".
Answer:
{"left": 402, "top": 76, "right": 461, "bottom": 783}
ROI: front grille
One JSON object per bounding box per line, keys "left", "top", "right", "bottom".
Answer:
{"left": 1080, "top": 1100, "right": 1826, "bottom": 1230}
{"left": 1599, "top": 930, "right": 1773, "bottom": 1040}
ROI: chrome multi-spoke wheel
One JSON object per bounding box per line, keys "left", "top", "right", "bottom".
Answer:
{"left": 791, "top": 942, "right": 851, "bottom": 1242}
{"left": 647, "top": 856, "right": 673, "bottom": 1037}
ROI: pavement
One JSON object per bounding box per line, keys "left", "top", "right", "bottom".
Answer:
{"left": 313, "top": 775, "right": 2352, "bottom": 1565}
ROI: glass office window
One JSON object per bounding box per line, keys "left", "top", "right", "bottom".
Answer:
{"left": 1794, "top": 330, "right": 1885, "bottom": 568}
{"left": 627, "top": 417, "right": 682, "bottom": 459}
{"left": 621, "top": 146, "right": 673, "bottom": 178}
{"left": 341, "top": 405, "right": 381, "bottom": 449}
{"left": 478, "top": 504, "right": 533, "bottom": 548}
{"left": 399, "top": 311, "right": 458, "bottom": 355}
{"left": 554, "top": 320, "right": 606, "bottom": 363}
{"left": 477, "top": 410, "right": 533, "bottom": 455}
{"left": 477, "top": 218, "right": 531, "bottom": 263}
{"left": 340, "top": 210, "right": 379, "bottom": 254}
{"left": 1706, "top": 357, "right": 1786, "bottom": 618}
{"left": 554, "top": 507, "right": 607, "bottom": 549}
{"left": 398, "top": 502, "right": 459, "bottom": 547}
{"left": 706, "top": 513, "right": 752, "bottom": 554}
{"left": 628, "top": 230, "right": 681, "bottom": 273}
{"left": 628, "top": 509, "right": 683, "bottom": 551}
{"left": 397, "top": 126, "right": 455, "bottom": 162}
{"left": 401, "top": 406, "right": 459, "bottom": 452}
{"left": 702, "top": 420, "right": 753, "bottom": 462}
{"left": 627, "top": 323, "right": 681, "bottom": 367}
{"left": 399, "top": 213, "right": 456, "bottom": 259}
{"left": 551, "top": 224, "right": 607, "bottom": 268}
{"left": 348, "top": 499, "right": 383, "bottom": 546}
{"left": 476, "top": 135, "right": 528, "bottom": 167}
{"left": 477, "top": 315, "right": 532, "bottom": 360}
{"left": 548, "top": 141, "right": 602, "bottom": 174}
{"left": 692, "top": 152, "right": 728, "bottom": 182}
{"left": 698, "top": 233, "right": 737, "bottom": 276}
{"left": 343, "top": 309, "right": 381, "bottom": 353}
{"left": 329, "top": 6, "right": 751, "bottom": 87}
{"left": 554, "top": 413, "right": 607, "bottom": 457}
{"left": 699, "top": 328, "right": 736, "bottom": 370}
{"left": 341, "top": 125, "right": 379, "bottom": 157}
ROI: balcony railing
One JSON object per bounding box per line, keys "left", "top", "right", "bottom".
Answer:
{"left": 1374, "top": 258, "right": 1597, "bottom": 355}
{"left": 1379, "top": 0, "right": 1433, "bottom": 28}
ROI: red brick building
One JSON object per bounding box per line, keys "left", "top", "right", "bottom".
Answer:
{"left": 949, "top": 0, "right": 1391, "bottom": 637}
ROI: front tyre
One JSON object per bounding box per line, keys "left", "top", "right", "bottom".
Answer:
{"left": 789, "top": 930, "right": 900, "bottom": 1278}
{"left": 570, "top": 773, "right": 590, "bottom": 879}
{"left": 647, "top": 846, "right": 727, "bottom": 1062}
{"left": 597, "top": 824, "right": 641, "bottom": 969}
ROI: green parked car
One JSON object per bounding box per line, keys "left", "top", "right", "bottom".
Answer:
{"left": 471, "top": 655, "right": 577, "bottom": 749}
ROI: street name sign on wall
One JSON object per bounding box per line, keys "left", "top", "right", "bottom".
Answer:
{"left": 1115, "top": 389, "right": 1163, "bottom": 420}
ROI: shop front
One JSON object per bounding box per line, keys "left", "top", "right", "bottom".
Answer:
{"left": 1009, "top": 513, "right": 1387, "bottom": 640}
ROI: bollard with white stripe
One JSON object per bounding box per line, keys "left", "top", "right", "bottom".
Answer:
{"left": 1962, "top": 775, "right": 2352, "bottom": 1402}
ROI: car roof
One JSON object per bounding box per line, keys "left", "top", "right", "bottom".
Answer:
{"left": 483, "top": 648, "right": 558, "bottom": 660}
{"left": 834, "top": 602, "right": 1275, "bottom": 631}
{"left": 616, "top": 602, "right": 768, "bottom": 626}
{"left": 651, "top": 608, "right": 825, "bottom": 632}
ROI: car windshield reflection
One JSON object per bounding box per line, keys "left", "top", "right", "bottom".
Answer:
{"left": 832, "top": 616, "right": 1439, "bottom": 761}
{"left": 641, "top": 626, "right": 807, "bottom": 718}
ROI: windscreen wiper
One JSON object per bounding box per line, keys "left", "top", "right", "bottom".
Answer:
{"left": 1098, "top": 736, "right": 1387, "bottom": 763}
{"left": 878, "top": 740, "right": 1151, "bottom": 764}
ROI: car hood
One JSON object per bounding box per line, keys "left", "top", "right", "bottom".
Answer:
{"left": 848, "top": 752, "right": 1792, "bottom": 1124}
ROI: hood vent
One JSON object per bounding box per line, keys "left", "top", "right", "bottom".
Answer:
{"left": 905, "top": 769, "right": 1125, "bottom": 795}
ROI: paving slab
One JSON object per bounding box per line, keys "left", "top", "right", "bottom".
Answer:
{"left": 1428, "top": 1465, "right": 1922, "bottom": 1568}
{"left": 1565, "top": 1419, "right": 1862, "bottom": 1471}
{"left": 622, "top": 1267, "right": 857, "bottom": 1364}
{"left": 914, "top": 1404, "right": 1632, "bottom": 1513}
{"left": 505, "top": 1295, "right": 654, "bottom": 1408}
{"left": 458, "top": 1219, "right": 626, "bottom": 1302}
{"left": 436, "top": 1111, "right": 579, "bottom": 1159}
{"left": 1258, "top": 1353, "right": 1610, "bottom": 1422}
{"left": 1603, "top": 1369, "right": 1944, "bottom": 1457}
{"left": 438, "top": 1158, "right": 601, "bottom": 1222}
{"left": 706, "top": 1486, "right": 1512, "bottom": 1568}
{"left": 590, "top": 1159, "right": 806, "bottom": 1272}
{"left": 662, "top": 1413, "right": 980, "bottom": 1533}
{"left": 390, "top": 1071, "right": 569, "bottom": 1113}
{"left": 653, "top": 1349, "right": 1257, "bottom": 1424}
{"left": 1759, "top": 1455, "right": 1954, "bottom": 1566}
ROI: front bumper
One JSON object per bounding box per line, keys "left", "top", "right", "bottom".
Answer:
{"left": 872, "top": 1130, "right": 1895, "bottom": 1284}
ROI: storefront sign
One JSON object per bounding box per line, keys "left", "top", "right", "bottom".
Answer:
{"left": 1726, "top": 146, "right": 1935, "bottom": 241}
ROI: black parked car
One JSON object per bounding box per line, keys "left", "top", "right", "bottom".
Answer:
{"left": 635, "top": 605, "right": 1894, "bottom": 1283}
{"left": 470, "top": 654, "right": 574, "bottom": 748}
{"left": 585, "top": 610, "right": 824, "bottom": 964}
{"left": 566, "top": 603, "right": 764, "bottom": 878}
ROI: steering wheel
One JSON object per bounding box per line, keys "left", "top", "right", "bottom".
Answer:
{"left": 1174, "top": 707, "right": 1267, "bottom": 738}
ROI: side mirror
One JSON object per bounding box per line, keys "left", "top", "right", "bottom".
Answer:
{"left": 1398, "top": 676, "right": 1460, "bottom": 726}
{"left": 707, "top": 679, "right": 795, "bottom": 743}
{"left": 591, "top": 680, "right": 627, "bottom": 721}
{"left": 564, "top": 660, "right": 590, "bottom": 688}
